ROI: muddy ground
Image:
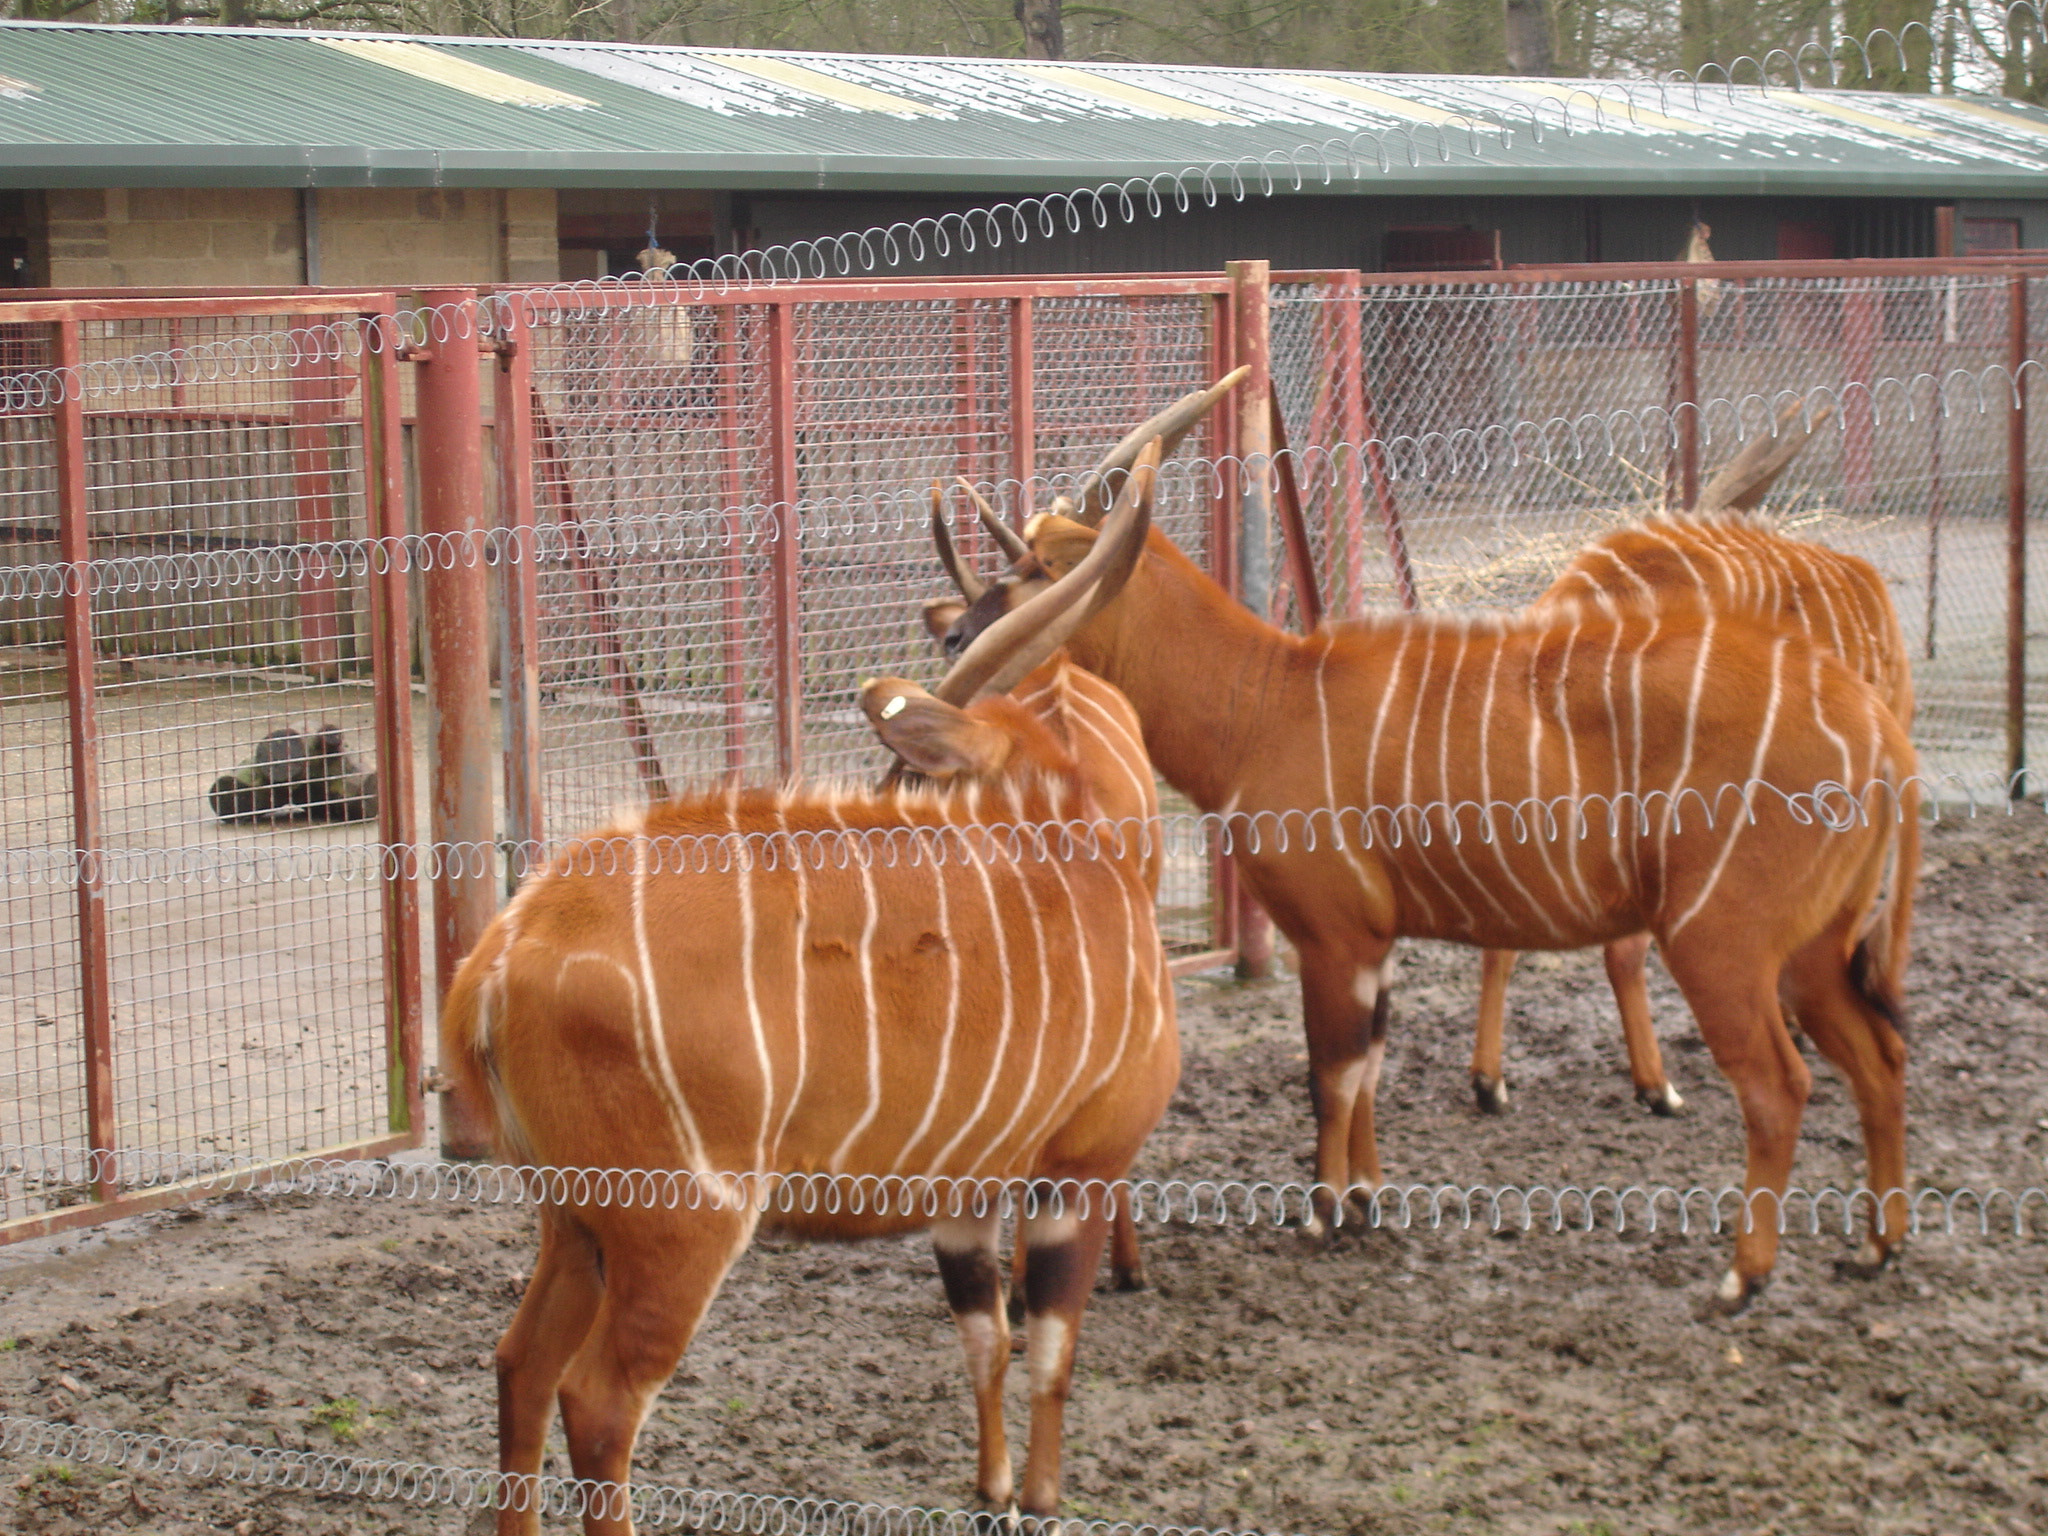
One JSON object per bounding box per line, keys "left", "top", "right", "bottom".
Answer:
{"left": 4, "top": 810, "right": 2046, "bottom": 1536}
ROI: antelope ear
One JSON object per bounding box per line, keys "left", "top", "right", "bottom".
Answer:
{"left": 1023, "top": 513, "right": 1099, "bottom": 580}
{"left": 921, "top": 596, "right": 967, "bottom": 642}
{"left": 861, "top": 678, "right": 1012, "bottom": 779}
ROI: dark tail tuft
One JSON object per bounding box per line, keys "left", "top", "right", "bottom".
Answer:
{"left": 1847, "top": 938, "right": 1907, "bottom": 1039}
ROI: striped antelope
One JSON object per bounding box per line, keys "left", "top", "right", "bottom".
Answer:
{"left": 944, "top": 379, "right": 1917, "bottom": 1310}
{"left": 1473, "top": 414, "right": 1918, "bottom": 1117}
{"left": 441, "top": 449, "right": 1177, "bottom": 1534}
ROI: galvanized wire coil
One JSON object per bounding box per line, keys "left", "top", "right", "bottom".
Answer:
{"left": 0, "top": 1414, "right": 1274, "bottom": 1536}
{"left": 0, "top": 786, "right": 2037, "bottom": 888}
{"left": 5, "top": 1144, "right": 2044, "bottom": 1241}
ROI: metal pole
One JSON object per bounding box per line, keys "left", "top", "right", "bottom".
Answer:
{"left": 1009, "top": 296, "right": 1036, "bottom": 522}
{"left": 1227, "top": 259, "right": 1276, "bottom": 981}
{"left": 1676, "top": 278, "right": 1701, "bottom": 510}
{"left": 1207, "top": 289, "right": 1241, "bottom": 969}
{"left": 1230, "top": 260, "right": 1275, "bottom": 622}
{"left": 767, "top": 301, "right": 803, "bottom": 780}
{"left": 1351, "top": 283, "right": 1418, "bottom": 612}
{"left": 1844, "top": 279, "right": 1879, "bottom": 512}
{"left": 2009, "top": 274, "right": 2029, "bottom": 800}
{"left": 413, "top": 287, "right": 497, "bottom": 1160}
{"left": 717, "top": 306, "right": 749, "bottom": 776}
{"left": 289, "top": 342, "right": 344, "bottom": 679}
{"left": 363, "top": 305, "right": 424, "bottom": 1145}
{"left": 55, "top": 318, "right": 117, "bottom": 1202}
{"left": 492, "top": 305, "right": 543, "bottom": 887}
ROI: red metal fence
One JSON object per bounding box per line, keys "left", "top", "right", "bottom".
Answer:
{"left": 1, "top": 256, "right": 2041, "bottom": 1230}
{"left": 0, "top": 295, "right": 421, "bottom": 1243}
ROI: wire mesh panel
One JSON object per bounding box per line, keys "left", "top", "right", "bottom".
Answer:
{"left": 1269, "top": 268, "right": 2040, "bottom": 795}
{"left": 510, "top": 279, "right": 1234, "bottom": 957}
{"left": 0, "top": 344, "right": 81, "bottom": 1212}
{"left": 1, "top": 303, "right": 418, "bottom": 1237}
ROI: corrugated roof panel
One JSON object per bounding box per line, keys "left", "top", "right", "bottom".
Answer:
{"left": 702, "top": 53, "right": 943, "bottom": 116}
{"left": 315, "top": 37, "right": 596, "bottom": 108}
{"left": 1507, "top": 81, "right": 1709, "bottom": 134}
{"left": 1010, "top": 64, "right": 1248, "bottom": 124}
{"left": 1265, "top": 75, "right": 1479, "bottom": 128}
{"left": 0, "top": 22, "right": 2044, "bottom": 197}
{"left": 1762, "top": 89, "right": 1942, "bottom": 140}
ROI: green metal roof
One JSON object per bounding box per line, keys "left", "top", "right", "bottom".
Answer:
{"left": 3, "top": 21, "right": 2048, "bottom": 196}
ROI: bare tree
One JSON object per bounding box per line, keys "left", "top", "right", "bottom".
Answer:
{"left": 1016, "top": 0, "right": 1064, "bottom": 55}
{"left": 1504, "top": 0, "right": 1556, "bottom": 71}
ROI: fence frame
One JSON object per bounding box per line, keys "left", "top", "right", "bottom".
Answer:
{"left": 0, "top": 292, "right": 425, "bottom": 1246}
{"left": 4, "top": 252, "right": 2044, "bottom": 1238}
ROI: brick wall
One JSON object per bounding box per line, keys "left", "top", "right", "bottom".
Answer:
{"left": 27, "top": 186, "right": 560, "bottom": 289}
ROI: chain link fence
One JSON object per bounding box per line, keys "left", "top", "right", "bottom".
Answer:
{"left": 1267, "top": 266, "right": 2046, "bottom": 791}
{"left": 1, "top": 258, "right": 2041, "bottom": 1241}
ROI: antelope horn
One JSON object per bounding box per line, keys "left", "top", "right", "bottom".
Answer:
{"left": 929, "top": 483, "right": 985, "bottom": 602}
{"left": 957, "top": 477, "right": 1030, "bottom": 562}
{"left": 932, "top": 437, "right": 1161, "bottom": 706}
{"left": 1695, "top": 398, "right": 1836, "bottom": 513}
{"left": 1075, "top": 365, "right": 1250, "bottom": 527}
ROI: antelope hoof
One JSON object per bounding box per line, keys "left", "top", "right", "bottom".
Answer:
{"left": 1110, "top": 1263, "right": 1147, "bottom": 1293}
{"left": 1638, "top": 1082, "right": 1684, "bottom": 1117}
{"left": 1472, "top": 1073, "right": 1509, "bottom": 1115}
{"left": 1709, "top": 1267, "right": 1767, "bottom": 1317}
{"left": 968, "top": 1502, "right": 1020, "bottom": 1536}
{"left": 1835, "top": 1238, "right": 1897, "bottom": 1282}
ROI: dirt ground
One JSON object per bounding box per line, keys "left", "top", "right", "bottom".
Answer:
{"left": 3, "top": 810, "right": 2045, "bottom": 1536}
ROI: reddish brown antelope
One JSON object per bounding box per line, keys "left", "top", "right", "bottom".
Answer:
{"left": 945, "top": 380, "right": 1917, "bottom": 1310}
{"left": 441, "top": 449, "right": 1177, "bottom": 1535}
{"left": 1473, "top": 421, "right": 1918, "bottom": 1118}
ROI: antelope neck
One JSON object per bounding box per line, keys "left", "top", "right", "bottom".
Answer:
{"left": 1066, "top": 535, "right": 1309, "bottom": 815}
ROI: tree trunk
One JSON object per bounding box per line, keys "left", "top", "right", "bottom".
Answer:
{"left": 1503, "top": 0, "right": 1555, "bottom": 73}
{"left": 1015, "top": 0, "right": 1065, "bottom": 59}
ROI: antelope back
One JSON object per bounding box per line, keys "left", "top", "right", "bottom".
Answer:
{"left": 443, "top": 689, "right": 1175, "bottom": 1241}
{"left": 1539, "top": 514, "right": 1912, "bottom": 725}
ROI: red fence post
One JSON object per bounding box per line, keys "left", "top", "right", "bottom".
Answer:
{"left": 289, "top": 343, "right": 345, "bottom": 679}
{"left": 1843, "top": 279, "right": 1879, "bottom": 512}
{"left": 55, "top": 318, "right": 117, "bottom": 1199}
{"left": 767, "top": 301, "right": 803, "bottom": 779}
{"left": 2009, "top": 275, "right": 2030, "bottom": 800}
{"left": 1228, "top": 260, "right": 1276, "bottom": 982}
{"left": 363, "top": 304, "right": 424, "bottom": 1145}
{"left": 717, "top": 305, "right": 749, "bottom": 776}
{"left": 1009, "top": 296, "right": 1035, "bottom": 521}
{"left": 414, "top": 288, "right": 498, "bottom": 1160}
{"left": 492, "top": 303, "right": 543, "bottom": 878}
{"left": 1204, "top": 288, "right": 1242, "bottom": 971}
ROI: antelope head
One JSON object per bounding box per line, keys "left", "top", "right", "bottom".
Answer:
{"left": 865, "top": 436, "right": 1161, "bottom": 780}
{"left": 936, "top": 368, "right": 1246, "bottom": 659}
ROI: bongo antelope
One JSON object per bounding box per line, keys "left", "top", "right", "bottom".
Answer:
{"left": 945, "top": 379, "right": 1916, "bottom": 1310}
{"left": 442, "top": 450, "right": 1177, "bottom": 1534}
{"left": 1474, "top": 414, "right": 1918, "bottom": 1117}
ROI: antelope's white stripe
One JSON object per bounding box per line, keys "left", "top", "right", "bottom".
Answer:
{"left": 630, "top": 826, "right": 708, "bottom": 1173}
{"left": 1670, "top": 634, "right": 1788, "bottom": 936}
{"left": 824, "top": 802, "right": 884, "bottom": 1173}
{"left": 727, "top": 791, "right": 775, "bottom": 1172}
